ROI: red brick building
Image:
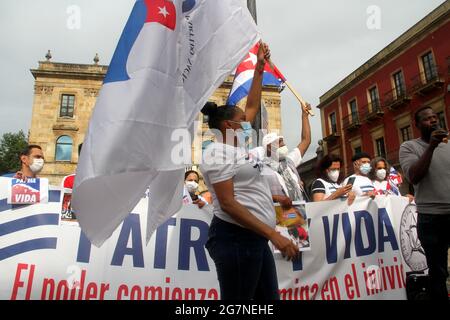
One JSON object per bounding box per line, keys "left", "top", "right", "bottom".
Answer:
{"left": 318, "top": 3, "right": 450, "bottom": 192}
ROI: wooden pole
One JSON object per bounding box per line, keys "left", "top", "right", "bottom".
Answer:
{"left": 266, "top": 59, "right": 315, "bottom": 116}
{"left": 284, "top": 81, "right": 315, "bottom": 117}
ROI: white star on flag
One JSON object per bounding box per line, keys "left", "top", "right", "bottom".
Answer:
{"left": 158, "top": 6, "right": 169, "bottom": 18}
{"left": 243, "top": 52, "right": 257, "bottom": 66}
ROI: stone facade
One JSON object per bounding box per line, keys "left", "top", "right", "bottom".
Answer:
{"left": 28, "top": 61, "right": 282, "bottom": 186}
{"left": 29, "top": 61, "right": 107, "bottom": 185}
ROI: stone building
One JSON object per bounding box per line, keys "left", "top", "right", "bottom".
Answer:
{"left": 29, "top": 54, "right": 106, "bottom": 185}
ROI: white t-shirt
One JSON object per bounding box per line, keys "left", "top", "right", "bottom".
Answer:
{"left": 200, "top": 142, "right": 276, "bottom": 228}
{"left": 343, "top": 174, "right": 374, "bottom": 196}
{"left": 311, "top": 178, "right": 341, "bottom": 198}
{"left": 372, "top": 179, "right": 400, "bottom": 196}
{"left": 372, "top": 180, "right": 388, "bottom": 195}
{"left": 249, "top": 147, "right": 304, "bottom": 201}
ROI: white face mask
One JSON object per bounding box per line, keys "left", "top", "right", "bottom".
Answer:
{"left": 327, "top": 170, "right": 340, "bottom": 183}
{"left": 376, "top": 169, "right": 387, "bottom": 181}
{"left": 185, "top": 181, "right": 199, "bottom": 193}
{"left": 29, "top": 158, "right": 44, "bottom": 174}
{"left": 276, "top": 146, "right": 289, "bottom": 160}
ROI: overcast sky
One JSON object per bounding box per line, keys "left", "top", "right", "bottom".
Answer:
{"left": 0, "top": 0, "right": 446, "bottom": 161}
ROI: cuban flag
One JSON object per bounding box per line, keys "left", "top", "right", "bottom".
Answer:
{"left": 387, "top": 167, "right": 402, "bottom": 195}
{"left": 227, "top": 42, "right": 286, "bottom": 105}
{"left": 389, "top": 167, "right": 403, "bottom": 186}
{"left": 72, "top": 0, "right": 259, "bottom": 247}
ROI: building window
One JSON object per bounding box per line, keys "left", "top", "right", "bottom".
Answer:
{"left": 354, "top": 146, "right": 362, "bottom": 155}
{"left": 400, "top": 125, "right": 413, "bottom": 142}
{"left": 437, "top": 111, "right": 447, "bottom": 130}
{"left": 421, "top": 51, "right": 437, "bottom": 82}
{"left": 375, "top": 137, "right": 386, "bottom": 158}
{"left": 55, "top": 136, "right": 73, "bottom": 161}
{"left": 329, "top": 112, "right": 337, "bottom": 134}
{"left": 369, "top": 87, "right": 380, "bottom": 110}
{"left": 349, "top": 99, "right": 358, "bottom": 122}
{"left": 393, "top": 71, "right": 405, "bottom": 97}
{"left": 60, "top": 94, "right": 75, "bottom": 118}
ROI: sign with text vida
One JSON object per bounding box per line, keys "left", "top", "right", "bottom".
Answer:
{"left": 7, "top": 178, "right": 48, "bottom": 205}
{"left": 0, "top": 178, "right": 419, "bottom": 300}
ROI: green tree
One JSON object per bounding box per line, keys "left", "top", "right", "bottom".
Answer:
{"left": 0, "top": 130, "right": 28, "bottom": 175}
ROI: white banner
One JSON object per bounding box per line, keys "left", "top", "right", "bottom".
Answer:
{"left": 0, "top": 178, "right": 422, "bottom": 300}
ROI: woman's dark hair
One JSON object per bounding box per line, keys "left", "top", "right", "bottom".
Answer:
{"left": 184, "top": 170, "right": 200, "bottom": 182}
{"left": 315, "top": 154, "right": 344, "bottom": 183}
{"left": 201, "top": 102, "right": 240, "bottom": 130}
{"left": 369, "top": 157, "right": 390, "bottom": 181}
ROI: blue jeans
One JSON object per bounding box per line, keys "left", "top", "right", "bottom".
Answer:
{"left": 206, "top": 216, "right": 280, "bottom": 300}
{"left": 417, "top": 213, "right": 450, "bottom": 300}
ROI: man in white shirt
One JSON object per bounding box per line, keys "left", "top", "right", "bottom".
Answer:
{"left": 254, "top": 104, "right": 312, "bottom": 205}
{"left": 343, "top": 152, "right": 376, "bottom": 197}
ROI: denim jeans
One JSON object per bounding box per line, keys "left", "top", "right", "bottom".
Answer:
{"left": 417, "top": 213, "right": 450, "bottom": 300}
{"left": 206, "top": 216, "right": 280, "bottom": 300}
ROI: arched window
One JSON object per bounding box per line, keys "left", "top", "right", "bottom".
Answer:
{"left": 55, "top": 136, "right": 73, "bottom": 161}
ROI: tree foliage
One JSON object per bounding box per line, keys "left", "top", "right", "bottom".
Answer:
{"left": 0, "top": 130, "right": 28, "bottom": 175}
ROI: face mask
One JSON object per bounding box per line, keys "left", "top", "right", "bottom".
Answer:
{"left": 360, "top": 163, "right": 371, "bottom": 175}
{"left": 185, "top": 181, "right": 198, "bottom": 193}
{"left": 29, "top": 158, "right": 44, "bottom": 174}
{"left": 327, "top": 170, "right": 340, "bottom": 182}
{"left": 376, "top": 169, "right": 386, "bottom": 181}
{"left": 235, "top": 121, "right": 252, "bottom": 147}
{"left": 276, "top": 146, "right": 289, "bottom": 160}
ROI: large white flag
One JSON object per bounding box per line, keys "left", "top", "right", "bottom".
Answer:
{"left": 72, "top": 0, "right": 259, "bottom": 247}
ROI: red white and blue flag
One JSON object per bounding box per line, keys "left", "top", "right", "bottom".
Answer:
{"left": 388, "top": 167, "right": 402, "bottom": 195}
{"left": 73, "top": 0, "right": 259, "bottom": 246}
{"left": 389, "top": 167, "right": 403, "bottom": 186}
{"left": 227, "top": 42, "right": 286, "bottom": 105}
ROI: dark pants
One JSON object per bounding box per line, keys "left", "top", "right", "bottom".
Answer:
{"left": 206, "top": 216, "right": 280, "bottom": 300}
{"left": 417, "top": 213, "right": 450, "bottom": 300}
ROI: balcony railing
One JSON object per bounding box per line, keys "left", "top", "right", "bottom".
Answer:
{"left": 342, "top": 113, "right": 361, "bottom": 131}
{"left": 411, "top": 66, "right": 444, "bottom": 95}
{"left": 362, "top": 100, "right": 384, "bottom": 122}
{"left": 323, "top": 131, "right": 340, "bottom": 143}
{"left": 384, "top": 87, "right": 412, "bottom": 111}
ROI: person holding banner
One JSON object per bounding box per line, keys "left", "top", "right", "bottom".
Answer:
{"left": 311, "top": 154, "right": 355, "bottom": 203}
{"left": 200, "top": 43, "right": 298, "bottom": 300}
{"left": 14, "top": 145, "right": 45, "bottom": 180}
{"left": 255, "top": 103, "right": 312, "bottom": 206}
{"left": 399, "top": 106, "right": 450, "bottom": 300}
{"left": 184, "top": 170, "right": 208, "bottom": 209}
{"left": 369, "top": 157, "right": 399, "bottom": 195}
{"left": 343, "top": 152, "right": 376, "bottom": 198}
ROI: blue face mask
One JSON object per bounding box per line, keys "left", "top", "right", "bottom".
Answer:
{"left": 360, "top": 163, "right": 372, "bottom": 175}
{"left": 231, "top": 121, "right": 252, "bottom": 147}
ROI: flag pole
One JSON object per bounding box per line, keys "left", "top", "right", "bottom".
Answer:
{"left": 266, "top": 59, "right": 315, "bottom": 117}
{"left": 283, "top": 81, "right": 315, "bottom": 116}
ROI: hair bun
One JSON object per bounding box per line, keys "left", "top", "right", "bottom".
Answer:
{"left": 201, "top": 101, "right": 218, "bottom": 116}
